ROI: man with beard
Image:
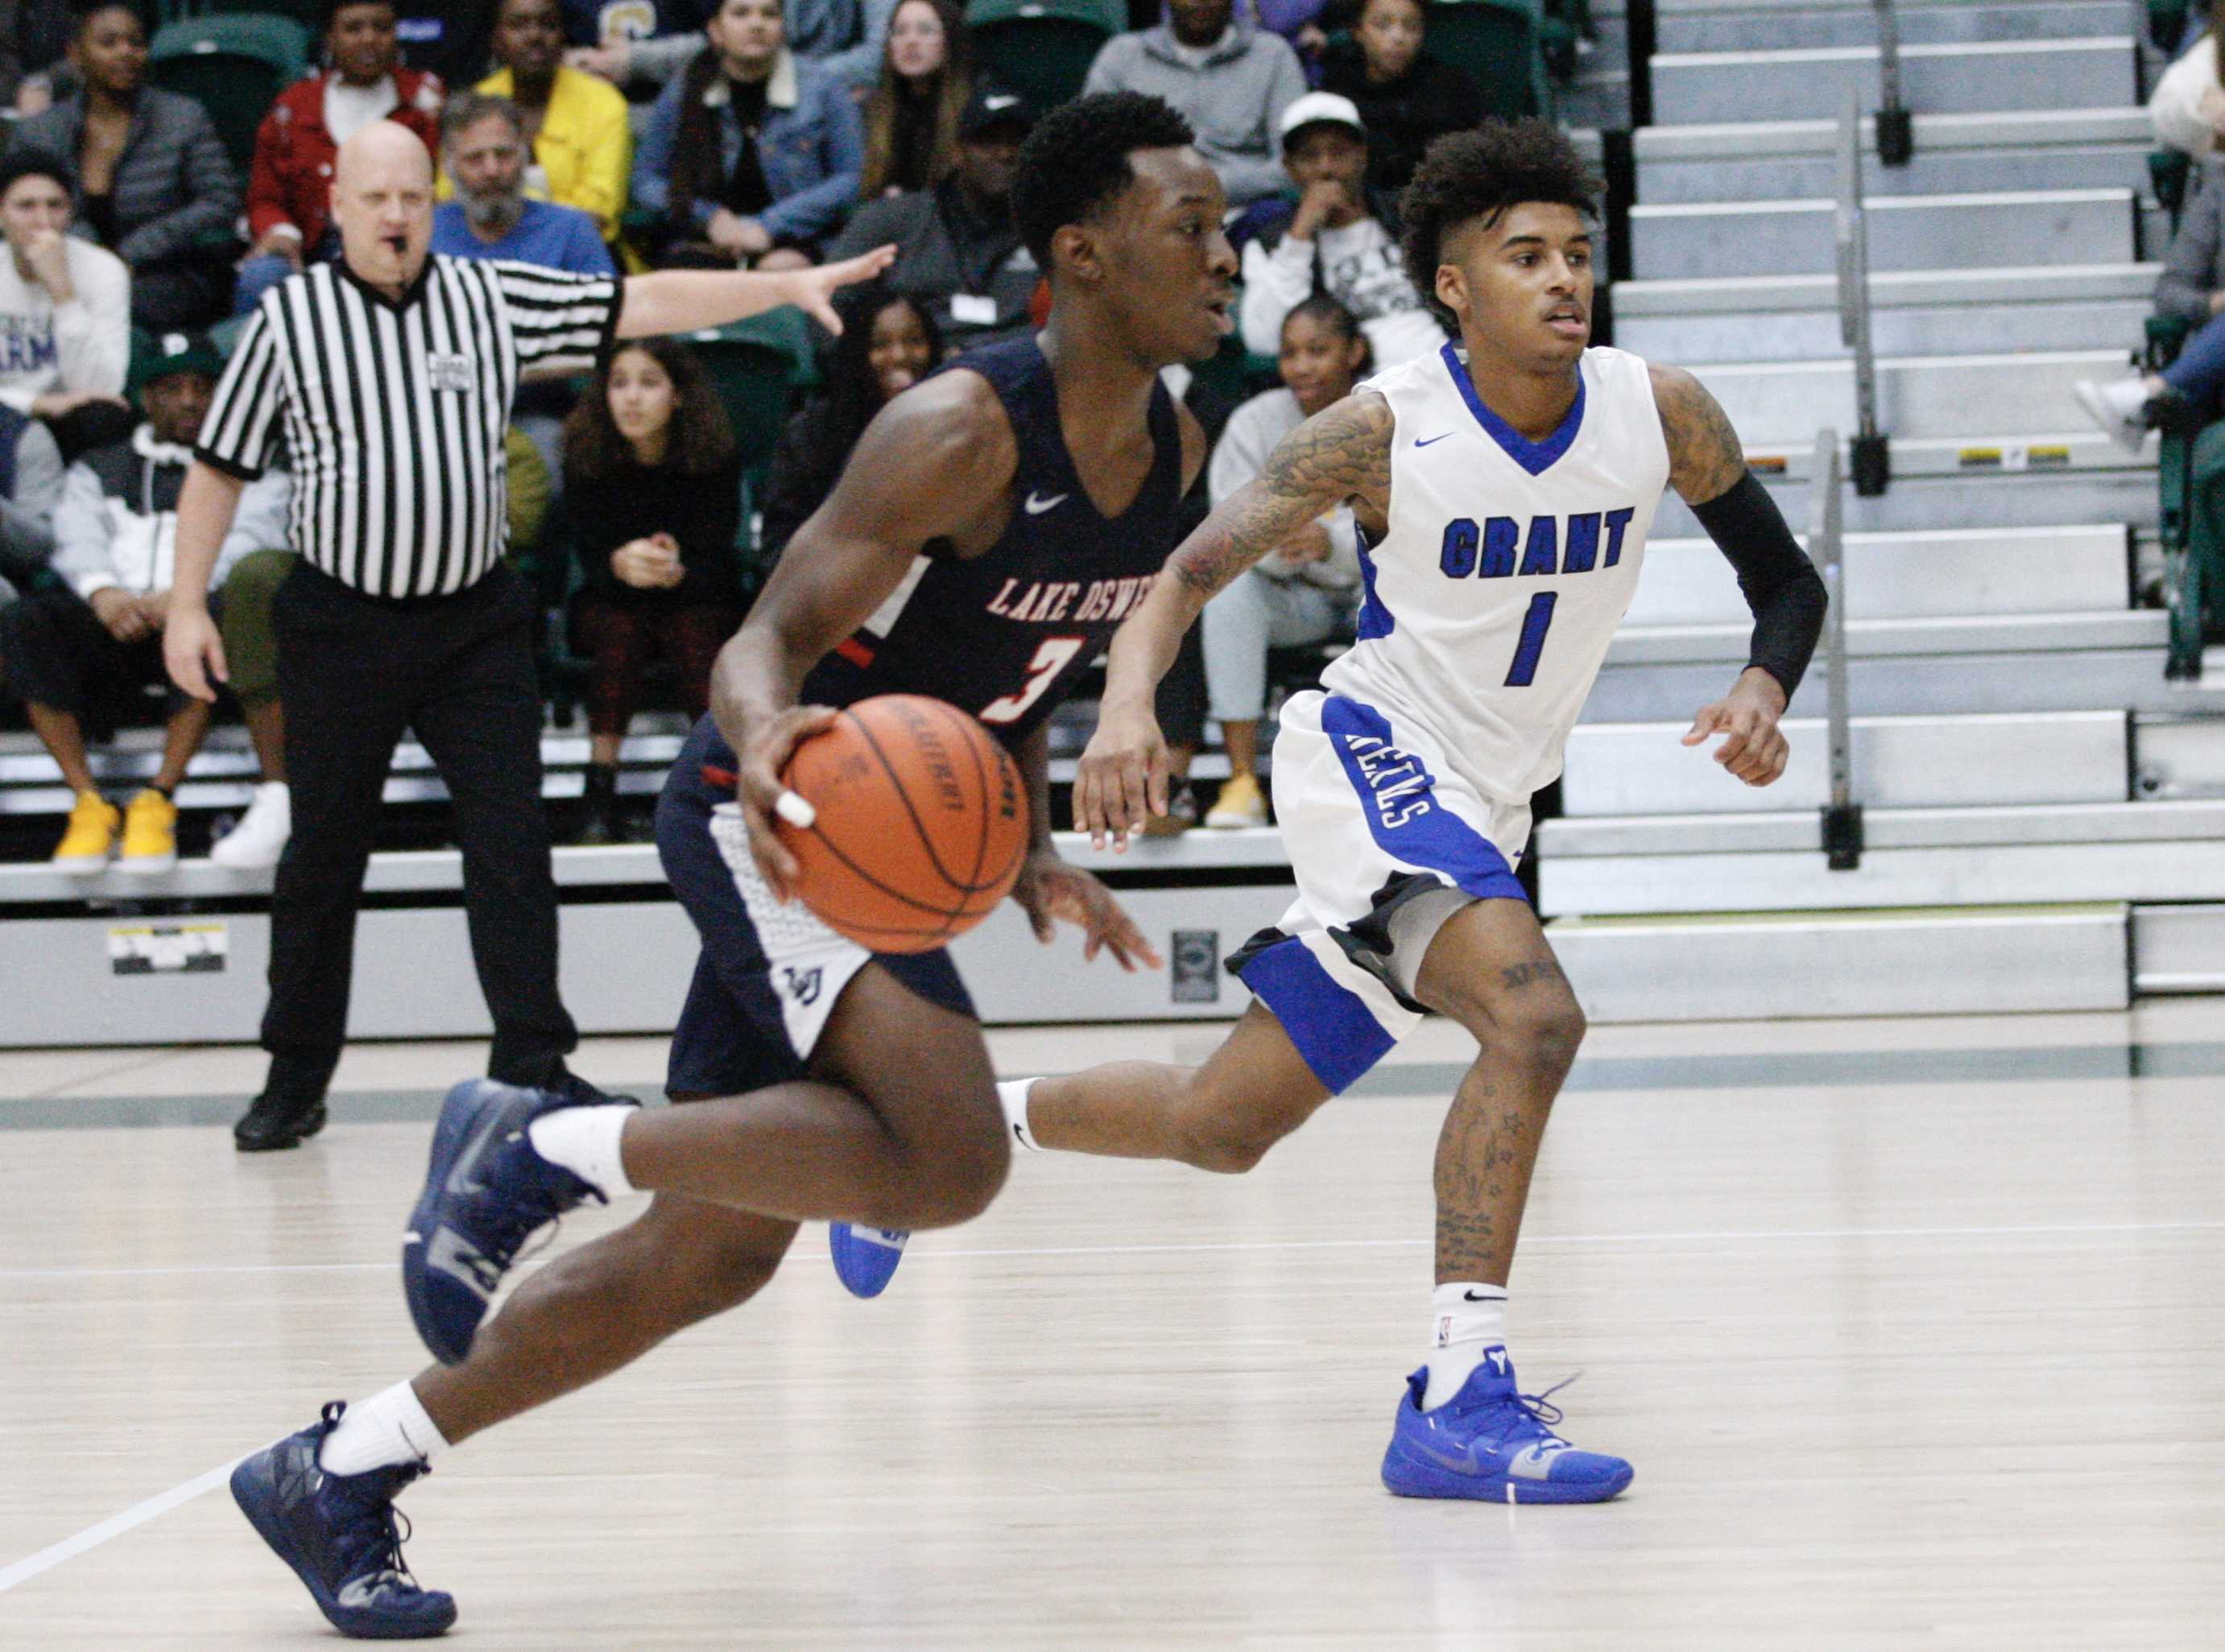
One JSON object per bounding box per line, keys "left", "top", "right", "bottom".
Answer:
{"left": 430, "top": 91, "right": 612, "bottom": 274}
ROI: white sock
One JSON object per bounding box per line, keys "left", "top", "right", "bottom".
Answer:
{"left": 527, "top": 1105, "right": 638, "bottom": 1198}
{"left": 1422, "top": 1282, "right": 1509, "bottom": 1410}
{"left": 998, "top": 1078, "right": 1044, "bottom": 1153}
{"left": 319, "top": 1380, "right": 449, "bottom": 1476}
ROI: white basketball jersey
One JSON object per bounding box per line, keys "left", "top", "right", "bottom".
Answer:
{"left": 1321, "top": 342, "right": 1670, "bottom": 803}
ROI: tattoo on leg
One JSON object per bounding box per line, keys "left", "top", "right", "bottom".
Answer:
{"left": 1499, "top": 958, "right": 1565, "bottom": 992}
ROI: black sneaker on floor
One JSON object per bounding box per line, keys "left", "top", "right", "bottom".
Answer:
{"left": 234, "top": 1088, "right": 328, "bottom": 1152}
{"left": 231, "top": 1402, "right": 456, "bottom": 1639}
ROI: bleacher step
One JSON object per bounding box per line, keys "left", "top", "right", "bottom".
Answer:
{"left": 1649, "top": 37, "right": 2138, "bottom": 126}
{"left": 1629, "top": 189, "right": 2137, "bottom": 279}
{"left": 1656, "top": 0, "right": 2140, "bottom": 56}
{"left": 2132, "top": 903, "right": 2225, "bottom": 993}
{"left": 1703, "top": 349, "right": 2135, "bottom": 445}
{"left": 1560, "top": 710, "right": 2128, "bottom": 816}
{"left": 1548, "top": 904, "right": 2129, "bottom": 1022}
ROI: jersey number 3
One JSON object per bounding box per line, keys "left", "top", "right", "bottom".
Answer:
{"left": 979, "top": 635, "right": 1086, "bottom": 725}
{"left": 1504, "top": 593, "right": 1557, "bottom": 688}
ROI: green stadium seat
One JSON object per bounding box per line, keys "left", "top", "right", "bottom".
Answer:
{"left": 966, "top": 0, "right": 1122, "bottom": 116}
{"left": 683, "top": 304, "right": 821, "bottom": 489}
{"left": 148, "top": 14, "right": 315, "bottom": 180}
{"left": 1425, "top": 0, "right": 1554, "bottom": 122}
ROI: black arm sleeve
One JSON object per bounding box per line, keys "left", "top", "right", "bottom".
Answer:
{"left": 1688, "top": 471, "right": 1828, "bottom": 701}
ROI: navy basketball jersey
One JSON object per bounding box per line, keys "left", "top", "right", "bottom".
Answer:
{"left": 800, "top": 337, "right": 1186, "bottom": 744}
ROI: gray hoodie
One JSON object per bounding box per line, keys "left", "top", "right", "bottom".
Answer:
{"left": 1082, "top": 23, "right": 1309, "bottom": 208}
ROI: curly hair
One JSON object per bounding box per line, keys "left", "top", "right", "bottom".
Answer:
{"left": 1012, "top": 91, "right": 1195, "bottom": 268}
{"left": 1399, "top": 119, "right": 1600, "bottom": 332}
{"left": 564, "top": 337, "right": 738, "bottom": 482}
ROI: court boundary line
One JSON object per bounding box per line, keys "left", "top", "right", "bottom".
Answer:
{"left": 0, "top": 1459, "right": 238, "bottom": 1596}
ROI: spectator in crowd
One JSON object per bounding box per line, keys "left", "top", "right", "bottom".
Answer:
{"left": 0, "top": 399, "right": 68, "bottom": 606}
{"left": 1083, "top": 0, "right": 1306, "bottom": 207}
{"left": 2078, "top": 164, "right": 2225, "bottom": 449}
{"left": 18, "top": 2, "right": 240, "bottom": 332}
{"left": 561, "top": 0, "right": 710, "bottom": 98}
{"left": 1198, "top": 295, "right": 1367, "bottom": 828}
{"left": 208, "top": 424, "right": 552, "bottom": 871}
{"left": 238, "top": 0, "right": 445, "bottom": 317}
{"left": 1238, "top": 93, "right": 1443, "bottom": 368}
{"left": 394, "top": 2, "right": 500, "bottom": 85}
{"left": 469, "top": 0, "right": 633, "bottom": 245}
{"left": 2152, "top": 27, "right": 2225, "bottom": 158}
{"left": 635, "top": 0, "right": 865, "bottom": 270}
{"left": 857, "top": 0, "right": 970, "bottom": 200}
{"left": 0, "top": 147, "right": 133, "bottom": 462}
{"left": 562, "top": 337, "right": 742, "bottom": 842}
{"left": 825, "top": 85, "right": 1033, "bottom": 350}
{"left": 786, "top": 0, "right": 899, "bottom": 93}
{"left": 0, "top": 331, "right": 289, "bottom": 874}
{"left": 759, "top": 279, "right": 936, "bottom": 557}
{"left": 1318, "top": 0, "right": 1482, "bottom": 200}
{"left": 432, "top": 93, "right": 614, "bottom": 272}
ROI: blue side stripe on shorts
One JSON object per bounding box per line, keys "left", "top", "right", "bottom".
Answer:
{"left": 1318, "top": 696, "right": 1530, "bottom": 905}
{"left": 1236, "top": 935, "right": 1396, "bottom": 1094}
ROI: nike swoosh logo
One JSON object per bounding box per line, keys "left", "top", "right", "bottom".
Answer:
{"left": 1415, "top": 433, "right": 1453, "bottom": 448}
{"left": 444, "top": 1103, "right": 512, "bottom": 1197}
{"left": 1024, "top": 491, "right": 1068, "bottom": 514}
{"left": 1462, "top": 1289, "right": 1505, "bottom": 1303}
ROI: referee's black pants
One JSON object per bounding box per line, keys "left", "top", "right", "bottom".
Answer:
{"left": 263, "top": 562, "right": 577, "bottom": 1097}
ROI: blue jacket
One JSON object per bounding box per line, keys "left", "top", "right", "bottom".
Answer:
{"left": 633, "top": 48, "right": 864, "bottom": 246}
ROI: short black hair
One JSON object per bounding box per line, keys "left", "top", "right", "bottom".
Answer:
{"left": 1399, "top": 119, "right": 1599, "bottom": 332}
{"left": 0, "top": 147, "right": 76, "bottom": 204}
{"left": 1013, "top": 91, "right": 1195, "bottom": 269}
{"left": 325, "top": 0, "right": 398, "bottom": 28}
{"left": 69, "top": 1, "right": 140, "bottom": 38}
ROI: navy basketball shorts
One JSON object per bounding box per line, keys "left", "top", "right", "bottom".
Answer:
{"left": 656, "top": 715, "right": 976, "bottom": 1101}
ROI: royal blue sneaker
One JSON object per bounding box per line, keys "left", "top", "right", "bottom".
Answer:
{"left": 402, "top": 1078, "right": 630, "bottom": 1365}
{"left": 231, "top": 1402, "right": 455, "bottom": 1639}
{"left": 1380, "top": 1348, "right": 1633, "bottom": 1504}
{"left": 829, "top": 1221, "right": 911, "bottom": 1297}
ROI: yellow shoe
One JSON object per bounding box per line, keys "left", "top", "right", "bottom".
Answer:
{"left": 52, "top": 790, "right": 120, "bottom": 873}
{"left": 1203, "top": 772, "right": 1268, "bottom": 829}
{"left": 118, "top": 787, "right": 179, "bottom": 874}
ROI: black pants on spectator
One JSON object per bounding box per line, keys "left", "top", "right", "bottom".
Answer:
{"left": 0, "top": 585, "right": 217, "bottom": 734}
{"left": 263, "top": 561, "right": 577, "bottom": 1097}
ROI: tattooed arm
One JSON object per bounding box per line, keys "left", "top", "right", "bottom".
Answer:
{"left": 1073, "top": 391, "right": 1394, "bottom": 846}
{"left": 1650, "top": 361, "right": 1826, "bottom": 787}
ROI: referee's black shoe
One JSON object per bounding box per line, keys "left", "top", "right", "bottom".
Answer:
{"left": 235, "top": 1088, "right": 329, "bottom": 1152}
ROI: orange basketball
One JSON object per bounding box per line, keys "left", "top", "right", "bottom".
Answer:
{"left": 775, "top": 694, "right": 1029, "bottom": 952}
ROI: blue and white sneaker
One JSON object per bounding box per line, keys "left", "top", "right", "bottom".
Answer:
{"left": 402, "top": 1078, "right": 630, "bottom": 1365}
{"left": 1380, "top": 1348, "right": 1632, "bottom": 1504}
{"left": 231, "top": 1402, "right": 455, "bottom": 1639}
{"left": 829, "top": 1222, "right": 910, "bottom": 1297}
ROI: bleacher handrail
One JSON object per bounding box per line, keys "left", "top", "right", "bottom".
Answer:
{"left": 1810, "top": 428, "right": 1863, "bottom": 869}
{"left": 1871, "top": 0, "right": 1913, "bottom": 164}
{"left": 1836, "top": 89, "right": 1892, "bottom": 496}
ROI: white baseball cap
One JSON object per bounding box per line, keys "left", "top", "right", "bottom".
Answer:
{"left": 1279, "top": 91, "right": 1367, "bottom": 147}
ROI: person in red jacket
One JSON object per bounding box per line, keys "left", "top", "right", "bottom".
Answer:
{"left": 234, "top": 0, "right": 444, "bottom": 314}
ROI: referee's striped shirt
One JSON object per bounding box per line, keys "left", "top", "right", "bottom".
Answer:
{"left": 196, "top": 255, "right": 622, "bottom": 599}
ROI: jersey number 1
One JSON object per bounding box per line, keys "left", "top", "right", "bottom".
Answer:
{"left": 1504, "top": 593, "right": 1557, "bottom": 688}
{"left": 979, "top": 635, "right": 1086, "bottom": 725}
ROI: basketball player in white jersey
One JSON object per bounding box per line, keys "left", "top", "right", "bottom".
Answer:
{"left": 836, "top": 119, "right": 1826, "bottom": 1501}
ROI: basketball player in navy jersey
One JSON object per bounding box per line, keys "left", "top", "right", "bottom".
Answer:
{"left": 837, "top": 122, "right": 1827, "bottom": 1503}
{"left": 227, "top": 93, "right": 1230, "bottom": 1638}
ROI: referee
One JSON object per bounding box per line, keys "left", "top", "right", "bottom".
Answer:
{"left": 165, "top": 123, "right": 890, "bottom": 1150}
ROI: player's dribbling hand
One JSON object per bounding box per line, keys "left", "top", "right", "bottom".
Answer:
{"left": 1682, "top": 667, "right": 1790, "bottom": 787}
{"left": 1011, "top": 848, "right": 1164, "bottom": 971}
{"left": 1073, "top": 703, "right": 1170, "bottom": 853}
{"left": 788, "top": 246, "right": 899, "bottom": 333}
{"left": 736, "top": 704, "right": 840, "bottom": 900}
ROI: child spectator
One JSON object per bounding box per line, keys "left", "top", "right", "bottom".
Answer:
{"left": 470, "top": 0, "right": 632, "bottom": 244}
{"left": 239, "top": 0, "right": 445, "bottom": 316}
{"left": 634, "top": 0, "right": 865, "bottom": 269}
{"left": 1318, "top": 0, "right": 1482, "bottom": 199}
{"left": 562, "top": 338, "right": 743, "bottom": 842}
{"left": 0, "top": 331, "right": 290, "bottom": 873}
{"left": 858, "top": 0, "right": 970, "bottom": 200}
{"left": 17, "top": 2, "right": 240, "bottom": 331}
{"left": 1198, "top": 295, "right": 1367, "bottom": 828}
{"left": 0, "top": 147, "right": 132, "bottom": 461}
{"left": 759, "top": 280, "right": 937, "bottom": 559}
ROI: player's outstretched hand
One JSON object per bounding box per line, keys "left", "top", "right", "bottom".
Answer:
{"left": 736, "top": 703, "right": 840, "bottom": 900}
{"left": 788, "top": 246, "right": 898, "bottom": 333}
{"left": 1073, "top": 702, "right": 1170, "bottom": 852}
{"left": 1011, "top": 848, "right": 1164, "bottom": 971}
{"left": 1682, "top": 667, "right": 1790, "bottom": 787}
